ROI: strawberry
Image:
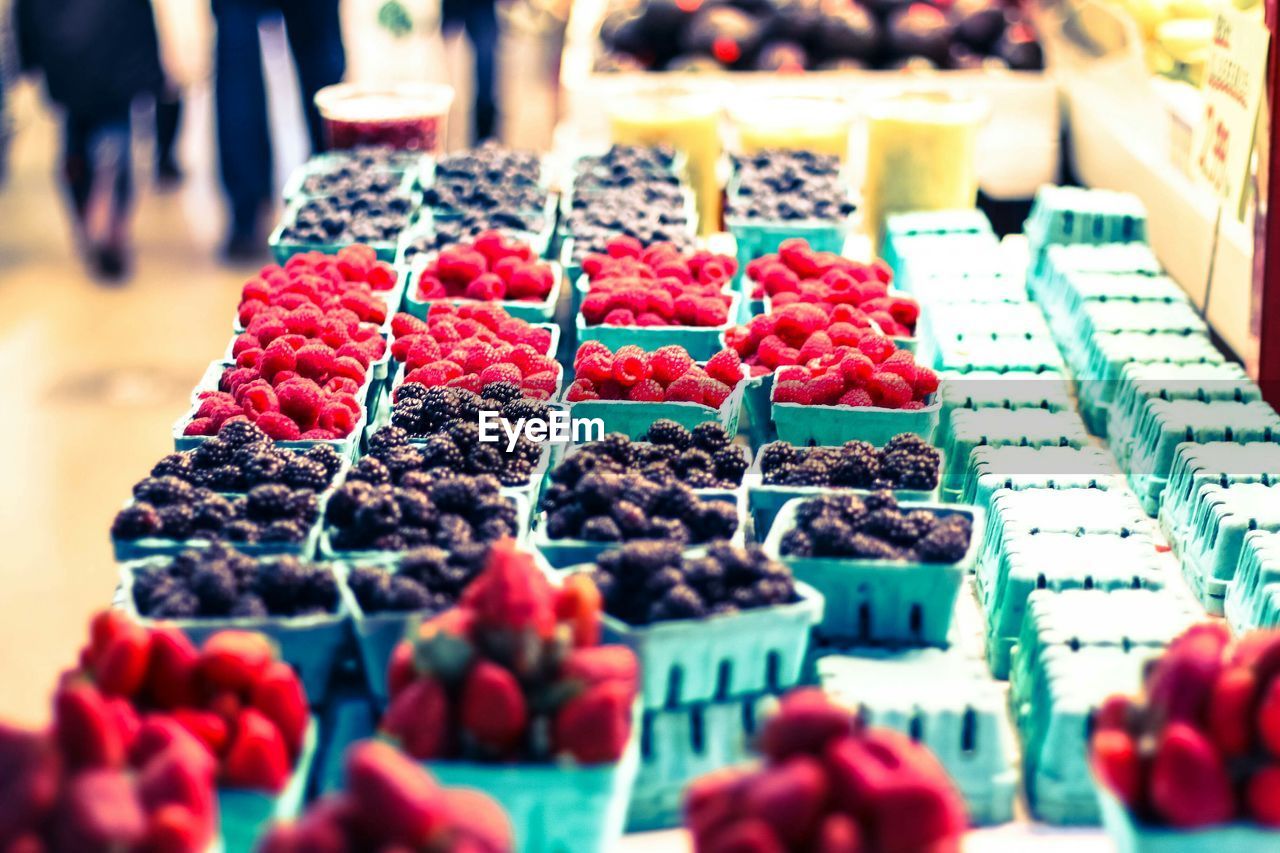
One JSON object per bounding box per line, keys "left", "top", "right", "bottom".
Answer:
{"left": 1258, "top": 675, "right": 1280, "bottom": 756}
{"left": 1090, "top": 729, "right": 1142, "bottom": 809}
{"left": 0, "top": 724, "right": 60, "bottom": 846}
{"left": 130, "top": 716, "right": 216, "bottom": 777}
{"left": 195, "top": 631, "right": 275, "bottom": 696}
{"left": 1246, "top": 765, "right": 1280, "bottom": 826}
{"left": 105, "top": 696, "right": 142, "bottom": 755}
{"left": 171, "top": 709, "right": 229, "bottom": 757}
{"left": 381, "top": 676, "right": 451, "bottom": 760}
{"left": 54, "top": 681, "right": 125, "bottom": 769}
{"left": 54, "top": 769, "right": 147, "bottom": 851}
{"left": 1144, "top": 622, "right": 1230, "bottom": 728}
{"left": 554, "top": 573, "right": 603, "bottom": 648}
{"left": 560, "top": 646, "right": 638, "bottom": 691}
{"left": 442, "top": 788, "right": 515, "bottom": 853}
{"left": 141, "top": 804, "right": 214, "bottom": 853}
{"left": 460, "top": 540, "right": 556, "bottom": 637}
{"left": 252, "top": 661, "right": 309, "bottom": 760}
{"left": 701, "top": 817, "right": 786, "bottom": 853}
{"left": 812, "top": 813, "right": 864, "bottom": 853}
{"left": 759, "top": 688, "right": 857, "bottom": 761}
{"left": 93, "top": 616, "right": 152, "bottom": 697}
{"left": 461, "top": 661, "right": 528, "bottom": 754}
{"left": 553, "top": 680, "right": 633, "bottom": 764}
{"left": 685, "top": 766, "right": 756, "bottom": 846}
{"left": 742, "top": 755, "right": 829, "bottom": 846}
{"left": 1149, "top": 722, "right": 1235, "bottom": 827}
{"left": 1207, "top": 665, "right": 1257, "bottom": 758}
{"left": 138, "top": 744, "right": 217, "bottom": 838}
{"left": 222, "top": 709, "right": 291, "bottom": 793}
{"left": 346, "top": 740, "right": 447, "bottom": 846}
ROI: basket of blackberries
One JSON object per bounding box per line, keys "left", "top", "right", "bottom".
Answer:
{"left": 534, "top": 468, "right": 744, "bottom": 569}
{"left": 321, "top": 471, "right": 530, "bottom": 559}
{"left": 270, "top": 189, "right": 418, "bottom": 263}
{"left": 748, "top": 434, "right": 943, "bottom": 532}
{"left": 111, "top": 477, "right": 327, "bottom": 561}
{"left": 548, "top": 421, "right": 750, "bottom": 495}
{"left": 725, "top": 150, "right": 856, "bottom": 261}
{"left": 120, "top": 542, "right": 348, "bottom": 699}
{"left": 575, "top": 540, "right": 823, "bottom": 709}
{"left": 147, "top": 420, "right": 348, "bottom": 494}
{"left": 343, "top": 541, "right": 555, "bottom": 702}
{"left": 763, "top": 491, "right": 981, "bottom": 646}
{"left": 378, "top": 382, "right": 557, "bottom": 492}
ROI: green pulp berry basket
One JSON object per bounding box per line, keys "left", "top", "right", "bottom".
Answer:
{"left": 218, "top": 719, "right": 318, "bottom": 853}
{"left": 763, "top": 498, "right": 981, "bottom": 646}
{"left": 427, "top": 737, "right": 640, "bottom": 853}
{"left": 562, "top": 381, "right": 746, "bottom": 442}
{"left": 1096, "top": 787, "right": 1280, "bottom": 853}
{"left": 771, "top": 393, "right": 941, "bottom": 448}
{"left": 400, "top": 251, "right": 563, "bottom": 324}
{"left": 593, "top": 581, "right": 823, "bottom": 709}
{"left": 268, "top": 199, "right": 409, "bottom": 264}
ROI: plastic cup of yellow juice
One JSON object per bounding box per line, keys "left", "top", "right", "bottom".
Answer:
{"left": 728, "top": 94, "right": 853, "bottom": 161}
{"left": 607, "top": 89, "right": 722, "bottom": 234}
{"left": 862, "top": 90, "right": 988, "bottom": 248}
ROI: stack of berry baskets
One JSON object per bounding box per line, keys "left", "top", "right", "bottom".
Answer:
{"left": 400, "top": 230, "right": 563, "bottom": 323}
{"left": 269, "top": 184, "right": 420, "bottom": 263}
{"left": 561, "top": 341, "right": 748, "bottom": 440}
{"left": 763, "top": 491, "right": 982, "bottom": 647}
{"left": 573, "top": 236, "right": 741, "bottom": 362}
{"left": 531, "top": 421, "right": 751, "bottom": 568}
{"left": 745, "top": 433, "right": 945, "bottom": 534}
{"left": 281, "top": 153, "right": 420, "bottom": 206}
{"left": 562, "top": 539, "right": 823, "bottom": 829}
{"left": 373, "top": 542, "right": 642, "bottom": 852}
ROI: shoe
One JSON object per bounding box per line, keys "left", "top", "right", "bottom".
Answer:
{"left": 93, "top": 243, "right": 129, "bottom": 283}
{"left": 222, "top": 232, "right": 266, "bottom": 264}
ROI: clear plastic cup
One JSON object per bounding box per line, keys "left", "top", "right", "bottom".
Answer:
{"left": 727, "top": 93, "right": 854, "bottom": 161}
{"left": 862, "top": 90, "right": 989, "bottom": 249}
{"left": 314, "top": 83, "right": 455, "bottom": 154}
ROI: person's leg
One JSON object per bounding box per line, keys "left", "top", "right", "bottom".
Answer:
{"left": 212, "top": 0, "right": 272, "bottom": 254}
{"left": 279, "top": 0, "right": 345, "bottom": 154}
{"left": 155, "top": 83, "right": 184, "bottom": 184}
{"left": 61, "top": 113, "right": 96, "bottom": 236}
{"left": 95, "top": 109, "right": 134, "bottom": 280}
{"left": 464, "top": 0, "right": 499, "bottom": 142}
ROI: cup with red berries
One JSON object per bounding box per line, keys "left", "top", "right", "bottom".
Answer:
{"left": 562, "top": 341, "right": 748, "bottom": 440}
{"left": 404, "top": 230, "right": 563, "bottom": 323}
{"left": 1090, "top": 623, "right": 1280, "bottom": 851}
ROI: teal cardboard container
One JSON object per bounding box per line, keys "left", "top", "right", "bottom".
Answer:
{"left": 763, "top": 498, "right": 980, "bottom": 646}
{"left": 428, "top": 738, "right": 640, "bottom": 853}
{"left": 218, "top": 719, "right": 318, "bottom": 853}
{"left": 937, "top": 368, "right": 1073, "bottom": 443}
{"left": 1096, "top": 787, "right": 1280, "bottom": 853}
{"left": 1224, "top": 530, "right": 1280, "bottom": 634}
{"left": 940, "top": 407, "right": 1092, "bottom": 500}
{"left": 1159, "top": 442, "right": 1280, "bottom": 552}
{"left": 881, "top": 208, "right": 995, "bottom": 275}
{"left": 594, "top": 581, "right": 822, "bottom": 709}
{"left": 562, "top": 381, "right": 745, "bottom": 441}
{"left": 962, "top": 444, "right": 1124, "bottom": 512}
{"left": 740, "top": 371, "right": 776, "bottom": 447}
{"left": 1180, "top": 482, "right": 1280, "bottom": 615}
{"left": 1028, "top": 242, "right": 1161, "bottom": 303}
{"left": 1023, "top": 184, "right": 1147, "bottom": 249}
{"left": 120, "top": 560, "right": 348, "bottom": 702}
{"left": 401, "top": 251, "right": 563, "bottom": 324}
{"left": 268, "top": 199, "right": 408, "bottom": 264}
{"left": 574, "top": 298, "right": 740, "bottom": 362}
{"left": 745, "top": 444, "right": 940, "bottom": 536}
{"left": 772, "top": 394, "right": 941, "bottom": 448}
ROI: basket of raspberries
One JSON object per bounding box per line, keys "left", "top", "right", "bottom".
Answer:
{"left": 260, "top": 740, "right": 514, "bottom": 853}
{"left": 122, "top": 542, "right": 347, "bottom": 700}
{"left": 563, "top": 342, "right": 747, "bottom": 439}
{"left": 764, "top": 491, "right": 979, "bottom": 646}
{"left": 575, "top": 237, "right": 739, "bottom": 361}
{"left": 235, "top": 245, "right": 402, "bottom": 335}
{"left": 548, "top": 421, "right": 750, "bottom": 493}
{"left": 405, "top": 230, "right": 561, "bottom": 323}
{"left": 748, "top": 435, "right": 943, "bottom": 532}
{"left": 322, "top": 471, "right": 528, "bottom": 558}
{"left": 1091, "top": 623, "right": 1280, "bottom": 851}
{"left": 767, "top": 330, "right": 941, "bottom": 447}
{"left": 576, "top": 540, "right": 823, "bottom": 708}
{"left": 389, "top": 306, "right": 561, "bottom": 401}
{"left": 535, "top": 465, "right": 743, "bottom": 569}
{"left": 683, "top": 688, "right": 967, "bottom": 853}
{"left": 379, "top": 541, "right": 640, "bottom": 852}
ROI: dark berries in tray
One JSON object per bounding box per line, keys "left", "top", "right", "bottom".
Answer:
{"left": 549, "top": 420, "right": 746, "bottom": 490}
{"left": 150, "top": 421, "right": 344, "bottom": 492}
{"left": 346, "top": 542, "right": 494, "bottom": 615}
{"left": 112, "top": 480, "right": 320, "bottom": 546}
{"left": 325, "top": 473, "right": 517, "bottom": 553}
{"left": 779, "top": 491, "right": 971, "bottom": 563}
{"left": 729, "top": 150, "right": 855, "bottom": 222}
{"left": 572, "top": 145, "right": 678, "bottom": 186}
{"left": 585, "top": 540, "right": 797, "bottom": 626}
{"left": 541, "top": 470, "right": 738, "bottom": 546}
{"left": 281, "top": 191, "right": 414, "bottom": 245}
{"left": 130, "top": 542, "right": 339, "bottom": 619}
{"left": 760, "top": 434, "right": 941, "bottom": 491}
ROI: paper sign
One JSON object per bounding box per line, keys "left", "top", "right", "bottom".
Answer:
{"left": 1192, "top": 8, "right": 1270, "bottom": 220}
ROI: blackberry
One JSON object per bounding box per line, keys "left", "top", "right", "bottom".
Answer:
{"left": 576, "top": 471, "right": 624, "bottom": 511}
{"left": 325, "top": 481, "right": 374, "bottom": 527}
{"left": 158, "top": 504, "right": 197, "bottom": 540}
{"left": 779, "top": 528, "right": 814, "bottom": 557}
{"left": 796, "top": 494, "right": 850, "bottom": 527}
{"left": 675, "top": 448, "right": 714, "bottom": 477}
{"left": 645, "top": 419, "right": 692, "bottom": 449}
{"left": 651, "top": 482, "right": 698, "bottom": 518}
{"left": 150, "top": 453, "right": 194, "bottom": 480}
{"left": 302, "top": 566, "right": 340, "bottom": 610}
{"left": 684, "top": 556, "right": 727, "bottom": 599}
{"left": 290, "top": 491, "right": 319, "bottom": 520}
{"left": 863, "top": 490, "right": 899, "bottom": 511}
{"left": 453, "top": 390, "right": 483, "bottom": 422}
{"left": 883, "top": 433, "right": 934, "bottom": 456}
{"left": 618, "top": 540, "right": 683, "bottom": 574}
{"left": 648, "top": 584, "right": 706, "bottom": 622}
{"left": 231, "top": 595, "right": 269, "bottom": 618}
{"left": 860, "top": 508, "right": 918, "bottom": 545}
{"left": 305, "top": 443, "right": 343, "bottom": 475}
{"left": 500, "top": 458, "right": 535, "bottom": 488}
{"left": 916, "top": 517, "right": 973, "bottom": 564}
{"left": 692, "top": 501, "right": 739, "bottom": 542}
{"left": 902, "top": 510, "right": 939, "bottom": 541}
{"left": 433, "top": 515, "right": 474, "bottom": 548}
{"left": 348, "top": 565, "right": 391, "bottom": 610}
{"left": 396, "top": 489, "right": 439, "bottom": 528}
{"left": 241, "top": 452, "right": 286, "bottom": 487}
{"left": 647, "top": 517, "right": 690, "bottom": 545}
{"left": 398, "top": 546, "right": 449, "bottom": 583}
{"left": 750, "top": 578, "right": 794, "bottom": 606}
{"left": 683, "top": 468, "right": 716, "bottom": 489}
{"left": 830, "top": 441, "right": 880, "bottom": 488}
{"left": 113, "top": 504, "right": 164, "bottom": 539}
{"left": 447, "top": 542, "right": 490, "bottom": 576}
{"left": 394, "top": 382, "right": 432, "bottom": 403}
{"left": 245, "top": 484, "right": 296, "bottom": 521}
{"left": 283, "top": 457, "right": 330, "bottom": 490}
{"left": 881, "top": 444, "right": 941, "bottom": 491}
{"left": 385, "top": 576, "right": 434, "bottom": 611}
{"left": 477, "top": 517, "right": 515, "bottom": 542}
{"left": 712, "top": 448, "right": 749, "bottom": 485}
{"left": 259, "top": 519, "right": 308, "bottom": 543}
{"left": 192, "top": 439, "right": 235, "bottom": 469}
{"left": 353, "top": 489, "right": 403, "bottom": 536}
{"left": 847, "top": 533, "right": 900, "bottom": 560}
{"left": 619, "top": 478, "right": 659, "bottom": 513}
{"left": 808, "top": 514, "right": 855, "bottom": 555}
{"left": 418, "top": 434, "right": 464, "bottom": 471}
{"left": 131, "top": 569, "right": 173, "bottom": 613}
{"left": 765, "top": 462, "right": 798, "bottom": 485}
{"left": 400, "top": 469, "right": 445, "bottom": 492}
{"left": 391, "top": 398, "right": 428, "bottom": 434}
{"left": 645, "top": 567, "right": 686, "bottom": 597}
{"left": 790, "top": 458, "right": 833, "bottom": 487}
{"left": 482, "top": 381, "right": 524, "bottom": 404}
{"left": 633, "top": 443, "right": 673, "bottom": 467}
{"left": 466, "top": 444, "right": 503, "bottom": 475}
{"left": 691, "top": 422, "right": 731, "bottom": 452}
{"left": 132, "top": 476, "right": 194, "bottom": 507}
{"left": 350, "top": 457, "right": 391, "bottom": 485}
{"left": 502, "top": 398, "right": 549, "bottom": 423}
{"left": 367, "top": 426, "right": 410, "bottom": 454}
{"left": 223, "top": 520, "right": 261, "bottom": 543}
{"left": 596, "top": 434, "right": 633, "bottom": 464}
{"left": 381, "top": 445, "right": 426, "bottom": 480}
{"left": 430, "top": 477, "right": 480, "bottom": 513}
{"left": 218, "top": 420, "right": 268, "bottom": 447}
{"left": 207, "top": 465, "right": 245, "bottom": 491}
{"left": 446, "top": 421, "right": 481, "bottom": 450}
{"left": 639, "top": 462, "right": 676, "bottom": 485}
{"left": 580, "top": 515, "right": 622, "bottom": 542}
{"left": 190, "top": 564, "right": 238, "bottom": 614}
{"left": 546, "top": 507, "right": 586, "bottom": 539}
{"left": 759, "top": 442, "right": 799, "bottom": 474}
{"left": 151, "top": 589, "right": 199, "bottom": 619}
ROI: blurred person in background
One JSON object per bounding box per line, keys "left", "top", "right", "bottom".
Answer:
{"left": 444, "top": 0, "right": 499, "bottom": 141}
{"left": 14, "top": 0, "right": 165, "bottom": 280}
{"left": 212, "top": 0, "right": 345, "bottom": 261}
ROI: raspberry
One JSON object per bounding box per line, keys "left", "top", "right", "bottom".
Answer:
{"left": 913, "top": 366, "right": 940, "bottom": 397}
{"left": 827, "top": 322, "right": 863, "bottom": 346}
{"left": 858, "top": 334, "right": 895, "bottom": 364}
{"left": 565, "top": 379, "right": 599, "bottom": 402}
{"left": 294, "top": 343, "right": 336, "bottom": 380}
{"left": 773, "top": 381, "right": 811, "bottom": 405}
{"left": 839, "top": 352, "right": 875, "bottom": 385}
{"left": 319, "top": 402, "right": 357, "bottom": 436}
{"left": 520, "top": 326, "right": 554, "bottom": 354}
{"left": 797, "top": 331, "right": 834, "bottom": 364}
{"left": 465, "top": 274, "right": 506, "bottom": 301}
{"left": 612, "top": 345, "right": 651, "bottom": 385}
{"left": 694, "top": 299, "right": 729, "bottom": 327}
{"left": 901, "top": 400, "right": 926, "bottom": 410}
{"left": 838, "top": 388, "right": 874, "bottom": 407}
{"left": 775, "top": 305, "right": 827, "bottom": 346}
{"left": 808, "top": 372, "right": 846, "bottom": 405}
{"left": 603, "top": 308, "right": 636, "bottom": 326}
{"left": 606, "top": 235, "right": 643, "bottom": 258}
{"left": 478, "top": 363, "right": 523, "bottom": 387}
{"left": 184, "top": 417, "right": 216, "bottom": 436}
{"left": 335, "top": 342, "right": 372, "bottom": 369}
{"left": 242, "top": 384, "right": 279, "bottom": 418}
{"left": 437, "top": 247, "right": 488, "bottom": 285}
{"left": 724, "top": 326, "right": 752, "bottom": 355}
{"left": 868, "top": 371, "right": 913, "bottom": 408}
{"left": 665, "top": 375, "right": 705, "bottom": 403}
{"left": 627, "top": 379, "right": 665, "bottom": 402}
{"left": 256, "top": 412, "right": 302, "bottom": 441}
{"left": 259, "top": 339, "right": 296, "bottom": 381}
{"left": 650, "top": 345, "right": 695, "bottom": 384}
{"left": 275, "top": 378, "right": 324, "bottom": 429}
{"left": 406, "top": 360, "right": 463, "bottom": 387}
{"left": 889, "top": 297, "right": 920, "bottom": 328}
{"left": 879, "top": 350, "right": 917, "bottom": 383}
{"left": 331, "top": 355, "right": 368, "bottom": 383}
{"left": 575, "top": 340, "right": 611, "bottom": 366}
{"left": 700, "top": 379, "right": 733, "bottom": 408}
{"left": 522, "top": 371, "right": 560, "bottom": 396}
{"left": 705, "top": 349, "right": 743, "bottom": 387}
{"left": 756, "top": 335, "right": 789, "bottom": 370}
